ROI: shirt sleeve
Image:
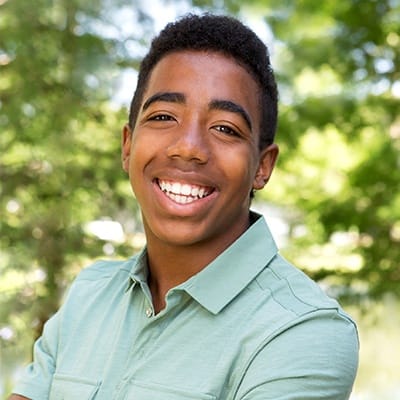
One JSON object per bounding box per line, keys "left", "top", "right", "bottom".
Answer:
{"left": 235, "top": 310, "right": 359, "bottom": 400}
{"left": 12, "top": 310, "right": 60, "bottom": 400}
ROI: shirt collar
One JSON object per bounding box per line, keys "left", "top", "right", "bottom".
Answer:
{"left": 181, "top": 211, "right": 278, "bottom": 314}
{"left": 126, "top": 248, "right": 149, "bottom": 291}
{"left": 126, "top": 212, "right": 278, "bottom": 314}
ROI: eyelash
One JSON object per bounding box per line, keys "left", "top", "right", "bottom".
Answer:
{"left": 214, "top": 125, "right": 240, "bottom": 137}
{"left": 149, "top": 114, "right": 175, "bottom": 121}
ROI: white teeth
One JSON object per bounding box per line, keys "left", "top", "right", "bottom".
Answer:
{"left": 182, "top": 184, "right": 191, "bottom": 196}
{"left": 170, "top": 193, "right": 189, "bottom": 204}
{"left": 191, "top": 186, "right": 199, "bottom": 197}
{"left": 172, "top": 182, "right": 181, "bottom": 193}
{"left": 158, "top": 179, "right": 211, "bottom": 204}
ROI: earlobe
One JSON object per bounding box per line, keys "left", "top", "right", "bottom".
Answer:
{"left": 253, "top": 144, "right": 279, "bottom": 191}
{"left": 121, "top": 124, "right": 132, "bottom": 173}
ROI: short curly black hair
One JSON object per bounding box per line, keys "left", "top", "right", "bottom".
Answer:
{"left": 128, "top": 13, "right": 278, "bottom": 150}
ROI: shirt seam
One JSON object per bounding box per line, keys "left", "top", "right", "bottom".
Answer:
{"left": 230, "top": 308, "right": 348, "bottom": 400}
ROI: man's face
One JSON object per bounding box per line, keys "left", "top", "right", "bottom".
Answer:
{"left": 122, "top": 50, "right": 277, "bottom": 249}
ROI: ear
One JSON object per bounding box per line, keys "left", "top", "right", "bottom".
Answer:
{"left": 122, "top": 124, "right": 132, "bottom": 173}
{"left": 253, "top": 144, "right": 279, "bottom": 191}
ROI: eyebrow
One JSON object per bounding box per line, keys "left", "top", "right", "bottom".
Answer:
{"left": 141, "top": 92, "right": 252, "bottom": 131}
{"left": 142, "top": 92, "right": 186, "bottom": 111}
{"left": 209, "top": 99, "right": 252, "bottom": 131}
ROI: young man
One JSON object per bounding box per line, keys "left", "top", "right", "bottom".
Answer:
{"left": 10, "top": 13, "right": 359, "bottom": 400}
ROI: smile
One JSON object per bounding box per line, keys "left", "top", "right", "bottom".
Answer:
{"left": 157, "top": 179, "right": 213, "bottom": 204}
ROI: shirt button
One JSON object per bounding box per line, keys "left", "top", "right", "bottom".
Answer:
{"left": 145, "top": 308, "right": 153, "bottom": 318}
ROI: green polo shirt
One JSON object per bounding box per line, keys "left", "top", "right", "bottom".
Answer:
{"left": 13, "top": 213, "right": 358, "bottom": 400}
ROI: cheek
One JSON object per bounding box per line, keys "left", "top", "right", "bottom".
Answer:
{"left": 127, "top": 136, "right": 158, "bottom": 190}
{"left": 222, "top": 149, "right": 258, "bottom": 187}
{"left": 127, "top": 145, "right": 145, "bottom": 185}
{"left": 129, "top": 135, "right": 149, "bottom": 169}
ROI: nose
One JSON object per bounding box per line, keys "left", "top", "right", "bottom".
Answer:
{"left": 166, "top": 121, "right": 209, "bottom": 164}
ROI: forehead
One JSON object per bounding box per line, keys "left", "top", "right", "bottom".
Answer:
{"left": 148, "top": 50, "right": 258, "bottom": 89}
{"left": 144, "top": 50, "right": 261, "bottom": 120}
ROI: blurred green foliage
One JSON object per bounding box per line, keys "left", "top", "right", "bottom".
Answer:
{"left": 0, "top": 2, "right": 148, "bottom": 386}
{"left": 254, "top": 0, "right": 400, "bottom": 300}
{"left": 0, "top": 0, "right": 399, "bottom": 396}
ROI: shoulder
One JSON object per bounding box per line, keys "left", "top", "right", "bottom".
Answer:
{"left": 74, "top": 253, "right": 142, "bottom": 285}
{"left": 255, "top": 254, "right": 348, "bottom": 317}
{"left": 75, "top": 257, "right": 135, "bottom": 282}
{"left": 235, "top": 311, "right": 359, "bottom": 400}
{"left": 243, "top": 253, "right": 358, "bottom": 351}
{"left": 232, "top": 256, "right": 359, "bottom": 399}
{"left": 60, "top": 256, "right": 139, "bottom": 306}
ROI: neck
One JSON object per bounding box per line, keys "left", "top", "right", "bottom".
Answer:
{"left": 146, "top": 241, "right": 218, "bottom": 313}
{"left": 145, "top": 217, "right": 250, "bottom": 313}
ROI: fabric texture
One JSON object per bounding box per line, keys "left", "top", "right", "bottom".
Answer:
{"left": 13, "top": 213, "right": 359, "bottom": 400}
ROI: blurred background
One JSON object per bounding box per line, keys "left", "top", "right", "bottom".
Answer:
{"left": 0, "top": 0, "right": 399, "bottom": 398}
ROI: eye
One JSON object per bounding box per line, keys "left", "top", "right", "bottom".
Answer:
{"left": 149, "top": 114, "right": 175, "bottom": 122}
{"left": 214, "top": 125, "right": 240, "bottom": 137}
